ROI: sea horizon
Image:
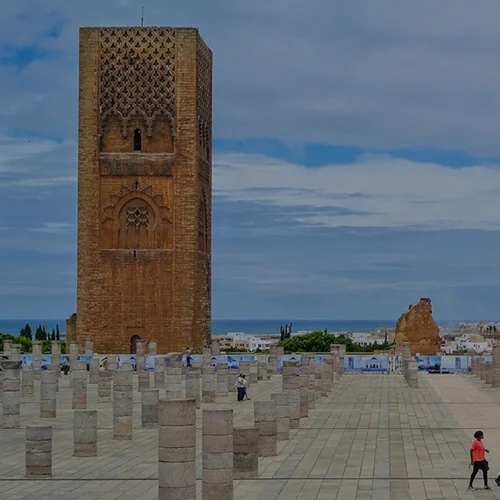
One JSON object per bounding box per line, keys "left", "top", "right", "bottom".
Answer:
{"left": 0, "top": 318, "right": 484, "bottom": 336}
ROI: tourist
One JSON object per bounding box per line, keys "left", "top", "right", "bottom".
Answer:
{"left": 236, "top": 373, "right": 250, "bottom": 401}
{"left": 468, "top": 430, "right": 492, "bottom": 490}
{"left": 185, "top": 347, "right": 192, "bottom": 367}
{"left": 62, "top": 358, "right": 69, "bottom": 375}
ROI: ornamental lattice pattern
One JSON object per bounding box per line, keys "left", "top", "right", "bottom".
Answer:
{"left": 126, "top": 206, "right": 149, "bottom": 229}
{"left": 99, "top": 28, "right": 176, "bottom": 137}
{"left": 197, "top": 39, "right": 212, "bottom": 157}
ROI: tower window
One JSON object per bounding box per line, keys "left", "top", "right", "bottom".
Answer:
{"left": 133, "top": 129, "right": 142, "bottom": 151}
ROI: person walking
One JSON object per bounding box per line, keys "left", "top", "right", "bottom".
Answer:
{"left": 185, "top": 347, "right": 192, "bottom": 367}
{"left": 236, "top": 373, "right": 250, "bottom": 401}
{"left": 468, "top": 430, "right": 492, "bottom": 490}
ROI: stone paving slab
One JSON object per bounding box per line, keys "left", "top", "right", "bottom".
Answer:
{"left": 1, "top": 372, "right": 500, "bottom": 498}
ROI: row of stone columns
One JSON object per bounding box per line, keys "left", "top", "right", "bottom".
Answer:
{"left": 471, "top": 344, "right": 500, "bottom": 388}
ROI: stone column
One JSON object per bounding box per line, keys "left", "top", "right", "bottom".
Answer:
{"left": 254, "top": 400, "right": 277, "bottom": 457}
{"left": 407, "top": 360, "right": 419, "bottom": 388}
{"left": 257, "top": 361, "right": 267, "bottom": 381}
{"left": 479, "top": 358, "right": 486, "bottom": 381}
{"left": 138, "top": 370, "right": 150, "bottom": 392}
{"left": 233, "top": 427, "right": 258, "bottom": 479}
{"left": 98, "top": 369, "right": 112, "bottom": 403}
{"left": 107, "top": 354, "right": 118, "bottom": 373}
{"left": 202, "top": 409, "right": 233, "bottom": 500}
{"left": 229, "top": 369, "right": 239, "bottom": 393}
{"left": 11, "top": 345, "right": 21, "bottom": 361}
{"left": 113, "top": 365, "right": 133, "bottom": 440}
{"left": 321, "top": 356, "right": 333, "bottom": 395}
{"left": 211, "top": 340, "right": 220, "bottom": 355}
{"left": 271, "top": 393, "right": 290, "bottom": 441}
{"left": 282, "top": 360, "right": 300, "bottom": 429}
{"left": 299, "top": 374, "right": 309, "bottom": 419}
{"left": 148, "top": 340, "right": 157, "bottom": 356}
{"left": 0, "top": 370, "right": 3, "bottom": 403}
{"left": 216, "top": 362, "right": 229, "bottom": 398}
{"left": 314, "top": 363, "right": 322, "bottom": 401}
{"left": 202, "top": 364, "right": 216, "bottom": 403}
{"left": 338, "top": 344, "right": 346, "bottom": 375}
{"left": 22, "top": 365, "right": 34, "bottom": 397}
{"left": 51, "top": 341, "right": 61, "bottom": 382}
{"left": 248, "top": 361, "right": 258, "bottom": 385}
{"left": 3, "top": 339, "right": 13, "bottom": 357}
{"left": 72, "top": 359, "right": 88, "bottom": 410}
{"left": 89, "top": 357, "right": 100, "bottom": 384}
{"left": 165, "top": 353, "right": 183, "bottom": 399}
{"left": 331, "top": 348, "right": 340, "bottom": 383}
{"left": 485, "top": 361, "right": 492, "bottom": 385}
{"left": 492, "top": 344, "right": 500, "bottom": 388}
{"left": 203, "top": 347, "right": 212, "bottom": 365}
{"left": 185, "top": 372, "right": 200, "bottom": 409}
{"left": 239, "top": 360, "right": 250, "bottom": 378}
{"left": 141, "top": 389, "right": 159, "bottom": 428}
{"left": 69, "top": 341, "right": 79, "bottom": 388}
{"left": 25, "top": 425, "right": 52, "bottom": 477}
{"left": 84, "top": 339, "right": 94, "bottom": 355}
{"left": 47, "top": 363, "right": 59, "bottom": 392}
{"left": 74, "top": 410, "right": 97, "bottom": 457}
{"left": 402, "top": 342, "right": 411, "bottom": 379}
{"left": 2, "top": 360, "right": 21, "bottom": 428}
{"left": 40, "top": 369, "right": 57, "bottom": 418}
{"left": 154, "top": 357, "right": 165, "bottom": 389}
{"left": 158, "top": 398, "right": 196, "bottom": 500}
{"left": 302, "top": 354, "right": 316, "bottom": 409}
{"left": 269, "top": 346, "right": 278, "bottom": 373}
{"left": 32, "top": 341, "right": 42, "bottom": 380}
{"left": 136, "top": 340, "right": 146, "bottom": 371}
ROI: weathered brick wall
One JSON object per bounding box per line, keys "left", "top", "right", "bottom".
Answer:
{"left": 76, "top": 27, "right": 212, "bottom": 354}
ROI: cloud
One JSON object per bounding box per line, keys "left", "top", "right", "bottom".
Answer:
{"left": 214, "top": 153, "right": 500, "bottom": 230}
{"left": 2, "top": 1, "right": 500, "bottom": 155}
{"left": 28, "top": 222, "right": 75, "bottom": 233}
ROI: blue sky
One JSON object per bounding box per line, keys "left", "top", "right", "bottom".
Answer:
{"left": 1, "top": 1, "right": 500, "bottom": 321}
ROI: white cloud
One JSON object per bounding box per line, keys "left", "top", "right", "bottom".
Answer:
{"left": 214, "top": 153, "right": 500, "bottom": 230}
{"left": 28, "top": 222, "right": 76, "bottom": 233}
{"left": 4, "top": 2, "right": 500, "bottom": 154}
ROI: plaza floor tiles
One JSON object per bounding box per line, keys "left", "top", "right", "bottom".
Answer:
{"left": 1, "top": 372, "right": 500, "bottom": 499}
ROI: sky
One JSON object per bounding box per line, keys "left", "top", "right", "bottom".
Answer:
{"left": 1, "top": 1, "right": 500, "bottom": 321}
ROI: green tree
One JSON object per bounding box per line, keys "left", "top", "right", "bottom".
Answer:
{"left": 278, "top": 330, "right": 392, "bottom": 353}
{"left": 41, "top": 326, "right": 47, "bottom": 341}
{"left": 19, "top": 323, "right": 32, "bottom": 340}
{"left": 50, "top": 330, "right": 56, "bottom": 341}
{"left": 55, "top": 324, "right": 60, "bottom": 341}
{"left": 35, "top": 325, "right": 44, "bottom": 341}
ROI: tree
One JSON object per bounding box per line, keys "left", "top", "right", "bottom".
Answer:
{"left": 278, "top": 330, "right": 393, "bottom": 353}
{"left": 50, "top": 330, "right": 56, "bottom": 341}
{"left": 41, "top": 326, "right": 47, "bottom": 341}
{"left": 19, "top": 323, "right": 32, "bottom": 340}
{"left": 35, "top": 325, "right": 44, "bottom": 341}
{"left": 55, "top": 324, "right": 60, "bottom": 341}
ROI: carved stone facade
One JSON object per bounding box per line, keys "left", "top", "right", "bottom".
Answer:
{"left": 77, "top": 27, "right": 212, "bottom": 354}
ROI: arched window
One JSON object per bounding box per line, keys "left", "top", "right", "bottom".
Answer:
{"left": 133, "top": 129, "right": 142, "bottom": 151}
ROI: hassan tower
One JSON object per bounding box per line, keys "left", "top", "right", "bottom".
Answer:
{"left": 74, "top": 27, "right": 212, "bottom": 354}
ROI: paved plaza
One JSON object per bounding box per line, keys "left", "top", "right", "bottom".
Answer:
{"left": 1, "top": 371, "right": 500, "bottom": 499}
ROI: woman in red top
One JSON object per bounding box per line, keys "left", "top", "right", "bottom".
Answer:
{"left": 468, "top": 430, "right": 491, "bottom": 490}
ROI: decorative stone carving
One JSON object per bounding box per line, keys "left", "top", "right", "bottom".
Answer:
{"left": 99, "top": 28, "right": 176, "bottom": 138}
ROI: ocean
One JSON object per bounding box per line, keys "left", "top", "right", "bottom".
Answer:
{"left": 0, "top": 318, "right": 457, "bottom": 336}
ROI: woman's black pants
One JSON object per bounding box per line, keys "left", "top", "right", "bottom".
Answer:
{"left": 237, "top": 387, "right": 245, "bottom": 401}
{"left": 469, "top": 461, "right": 488, "bottom": 486}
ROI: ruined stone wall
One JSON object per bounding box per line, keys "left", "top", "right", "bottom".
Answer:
{"left": 395, "top": 298, "right": 440, "bottom": 356}
{"left": 76, "top": 27, "right": 212, "bottom": 353}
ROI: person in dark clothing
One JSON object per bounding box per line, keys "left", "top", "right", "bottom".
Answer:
{"left": 468, "top": 430, "right": 492, "bottom": 490}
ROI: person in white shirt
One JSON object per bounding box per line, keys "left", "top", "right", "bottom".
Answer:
{"left": 236, "top": 373, "right": 250, "bottom": 401}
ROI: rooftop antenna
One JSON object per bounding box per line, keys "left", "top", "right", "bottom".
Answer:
{"left": 141, "top": 6, "right": 144, "bottom": 27}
